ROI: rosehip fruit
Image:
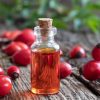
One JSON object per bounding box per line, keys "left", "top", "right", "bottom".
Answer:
{"left": 69, "top": 45, "right": 86, "bottom": 58}
{"left": 0, "top": 75, "right": 12, "bottom": 96}
{"left": 82, "top": 60, "right": 100, "bottom": 81}
{"left": 12, "top": 49, "right": 31, "bottom": 66}
{"left": 1, "top": 30, "right": 21, "bottom": 40}
{"left": 3, "top": 42, "right": 21, "bottom": 56}
{"left": 0, "top": 67, "right": 4, "bottom": 75}
{"left": 9, "top": 30, "right": 21, "bottom": 40}
{"left": 92, "top": 43, "right": 100, "bottom": 61}
{"left": 1, "top": 31, "right": 11, "bottom": 39}
{"left": 60, "top": 62, "right": 72, "bottom": 79}
{"left": 7, "top": 65, "right": 20, "bottom": 80}
{"left": 15, "top": 42, "right": 28, "bottom": 50}
{"left": 14, "top": 28, "right": 35, "bottom": 46}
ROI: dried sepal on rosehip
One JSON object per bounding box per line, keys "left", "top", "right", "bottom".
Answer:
{"left": 7, "top": 65, "right": 20, "bottom": 80}
{"left": 69, "top": 45, "right": 86, "bottom": 59}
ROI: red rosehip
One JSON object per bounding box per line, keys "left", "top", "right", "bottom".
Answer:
{"left": 1, "top": 31, "right": 12, "bottom": 39}
{"left": 15, "top": 42, "right": 28, "bottom": 50}
{"left": 3, "top": 42, "right": 28, "bottom": 56}
{"left": 82, "top": 60, "right": 100, "bottom": 81}
{"left": 1, "top": 30, "right": 21, "bottom": 40}
{"left": 9, "top": 30, "right": 21, "bottom": 40}
{"left": 92, "top": 43, "right": 100, "bottom": 61}
{"left": 0, "top": 75, "right": 12, "bottom": 96}
{"left": 14, "top": 28, "right": 36, "bottom": 47}
{"left": 7, "top": 65, "right": 20, "bottom": 80}
{"left": 60, "top": 62, "right": 72, "bottom": 79}
{"left": 0, "top": 67, "right": 4, "bottom": 75}
{"left": 69, "top": 45, "right": 86, "bottom": 58}
{"left": 12, "top": 49, "right": 31, "bottom": 66}
{"left": 3, "top": 42, "right": 21, "bottom": 56}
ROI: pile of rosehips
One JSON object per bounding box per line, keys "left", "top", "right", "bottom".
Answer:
{"left": 60, "top": 45, "right": 86, "bottom": 79}
{"left": 82, "top": 43, "right": 100, "bottom": 81}
{"left": 68, "top": 44, "right": 100, "bottom": 81}
{"left": 0, "top": 29, "right": 34, "bottom": 97}
{"left": 1, "top": 28, "right": 35, "bottom": 66}
{"left": 0, "top": 29, "right": 87, "bottom": 79}
{"left": 0, "top": 65, "right": 20, "bottom": 96}
{"left": 0, "top": 29, "right": 73, "bottom": 78}
{"left": 1, "top": 28, "right": 100, "bottom": 96}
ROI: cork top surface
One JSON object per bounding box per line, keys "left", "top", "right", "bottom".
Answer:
{"left": 38, "top": 18, "right": 53, "bottom": 28}
{"left": 38, "top": 18, "right": 52, "bottom": 21}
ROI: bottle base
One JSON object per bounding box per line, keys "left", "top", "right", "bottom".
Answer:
{"left": 31, "top": 88, "right": 59, "bottom": 95}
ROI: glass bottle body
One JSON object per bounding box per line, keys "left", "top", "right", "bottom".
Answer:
{"left": 31, "top": 26, "right": 60, "bottom": 94}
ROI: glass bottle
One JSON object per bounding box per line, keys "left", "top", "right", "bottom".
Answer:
{"left": 31, "top": 18, "right": 60, "bottom": 94}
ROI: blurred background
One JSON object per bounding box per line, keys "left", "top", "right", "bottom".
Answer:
{"left": 0, "top": 0, "right": 100, "bottom": 33}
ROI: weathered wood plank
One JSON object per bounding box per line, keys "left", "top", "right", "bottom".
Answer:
{"left": 0, "top": 52, "right": 97, "bottom": 100}
{"left": 69, "top": 58, "right": 100, "bottom": 97}
{"left": 0, "top": 30, "right": 99, "bottom": 99}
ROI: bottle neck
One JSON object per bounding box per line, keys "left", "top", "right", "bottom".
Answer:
{"left": 34, "top": 26, "right": 57, "bottom": 43}
{"left": 36, "top": 35, "right": 54, "bottom": 43}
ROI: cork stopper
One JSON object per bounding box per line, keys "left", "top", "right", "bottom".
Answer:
{"left": 38, "top": 18, "right": 53, "bottom": 36}
{"left": 38, "top": 18, "right": 53, "bottom": 28}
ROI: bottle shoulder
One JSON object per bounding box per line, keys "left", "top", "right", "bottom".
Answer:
{"left": 31, "top": 41, "right": 60, "bottom": 50}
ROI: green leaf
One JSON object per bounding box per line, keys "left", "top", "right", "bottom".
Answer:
{"left": 53, "top": 19, "right": 67, "bottom": 29}
{"left": 49, "top": 0, "right": 57, "bottom": 9}
{"left": 68, "top": 10, "right": 78, "bottom": 18}
{"left": 38, "top": 0, "right": 49, "bottom": 15}
{"left": 88, "top": 2, "right": 100, "bottom": 10}
{"left": 85, "top": 16, "right": 100, "bottom": 33}
{"left": 80, "top": 0, "right": 90, "bottom": 6}
{"left": 64, "top": 10, "right": 79, "bottom": 22}
{"left": 73, "top": 18, "right": 82, "bottom": 30}
{"left": 21, "top": 9, "right": 30, "bottom": 17}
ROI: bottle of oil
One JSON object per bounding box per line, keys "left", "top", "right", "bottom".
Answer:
{"left": 31, "top": 18, "right": 60, "bottom": 94}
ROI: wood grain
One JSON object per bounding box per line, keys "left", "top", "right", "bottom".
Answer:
{"left": 0, "top": 30, "right": 100, "bottom": 99}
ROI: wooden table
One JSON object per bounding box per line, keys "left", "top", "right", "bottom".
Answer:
{"left": 0, "top": 30, "right": 100, "bottom": 100}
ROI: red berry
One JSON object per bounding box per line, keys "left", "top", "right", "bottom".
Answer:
{"left": 0, "top": 75, "right": 12, "bottom": 96}
{"left": 92, "top": 43, "right": 100, "bottom": 61}
{"left": 82, "top": 60, "right": 100, "bottom": 81}
{"left": 12, "top": 49, "right": 31, "bottom": 66}
{"left": 0, "top": 67, "right": 4, "bottom": 75}
{"left": 14, "top": 28, "right": 36, "bottom": 47}
{"left": 7, "top": 66, "right": 20, "bottom": 80}
{"left": 3, "top": 42, "right": 21, "bottom": 56}
{"left": 60, "top": 62, "right": 72, "bottom": 79}
{"left": 1, "top": 31, "right": 11, "bottom": 39}
{"left": 15, "top": 42, "right": 28, "bottom": 50}
{"left": 9, "top": 30, "right": 21, "bottom": 40}
{"left": 1, "top": 30, "right": 21, "bottom": 40}
{"left": 69, "top": 45, "right": 86, "bottom": 58}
